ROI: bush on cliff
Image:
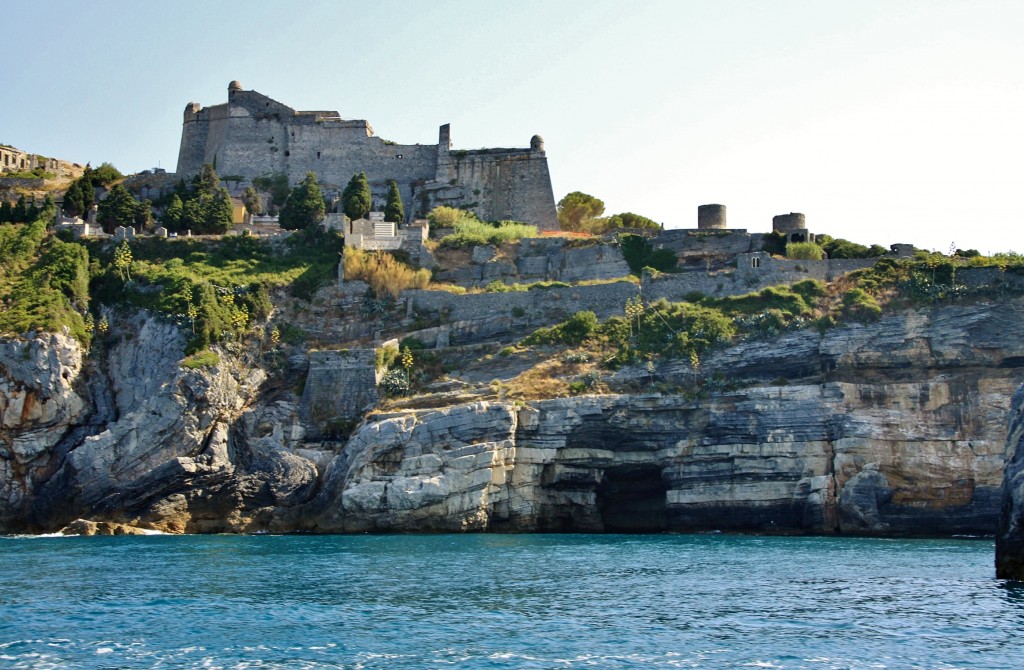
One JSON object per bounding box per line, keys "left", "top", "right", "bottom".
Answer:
{"left": 785, "top": 242, "right": 825, "bottom": 260}
{"left": 438, "top": 218, "right": 538, "bottom": 248}
{"left": 0, "top": 219, "right": 91, "bottom": 343}
{"left": 522, "top": 311, "right": 598, "bottom": 346}
{"left": 343, "top": 247, "right": 430, "bottom": 299}
{"left": 619, "top": 234, "right": 677, "bottom": 276}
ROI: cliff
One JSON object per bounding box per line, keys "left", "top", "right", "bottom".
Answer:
{"left": 997, "top": 385, "right": 1024, "bottom": 578}
{"left": 3, "top": 299, "right": 1020, "bottom": 536}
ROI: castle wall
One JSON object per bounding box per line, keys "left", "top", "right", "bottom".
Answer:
{"left": 425, "top": 150, "right": 557, "bottom": 228}
{"left": 176, "top": 84, "right": 557, "bottom": 228}
{"left": 299, "top": 349, "right": 381, "bottom": 431}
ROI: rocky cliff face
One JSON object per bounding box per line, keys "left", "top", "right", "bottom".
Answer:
{"left": 2, "top": 300, "right": 1022, "bottom": 535}
{"left": 997, "top": 385, "right": 1024, "bottom": 578}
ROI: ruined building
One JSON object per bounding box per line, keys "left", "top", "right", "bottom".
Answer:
{"left": 176, "top": 81, "right": 558, "bottom": 229}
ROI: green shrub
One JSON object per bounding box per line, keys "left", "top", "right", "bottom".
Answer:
{"left": 181, "top": 350, "right": 221, "bottom": 369}
{"left": 523, "top": 311, "right": 598, "bottom": 346}
{"left": 786, "top": 242, "right": 825, "bottom": 260}
{"left": 839, "top": 288, "right": 882, "bottom": 321}
{"left": 619, "top": 234, "right": 677, "bottom": 275}
{"left": 379, "top": 369, "right": 410, "bottom": 396}
{"left": 439, "top": 218, "right": 538, "bottom": 248}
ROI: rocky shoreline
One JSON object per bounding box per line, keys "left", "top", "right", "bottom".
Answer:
{"left": 3, "top": 300, "right": 1024, "bottom": 541}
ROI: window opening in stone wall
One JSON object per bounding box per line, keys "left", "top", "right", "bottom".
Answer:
{"left": 751, "top": 257, "right": 760, "bottom": 268}
{"left": 284, "top": 150, "right": 290, "bottom": 157}
{"left": 317, "top": 151, "right": 321, "bottom": 158}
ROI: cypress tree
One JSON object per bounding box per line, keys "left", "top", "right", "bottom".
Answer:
{"left": 162, "top": 194, "right": 184, "bottom": 230}
{"left": 384, "top": 179, "right": 404, "bottom": 224}
{"left": 342, "top": 172, "right": 371, "bottom": 221}
{"left": 279, "top": 172, "right": 326, "bottom": 230}
{"left": 98, "top": 184, "right": 139, "bottom": 233}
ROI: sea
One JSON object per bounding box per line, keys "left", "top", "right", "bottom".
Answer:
{"left": 0, "top": 533, "right": 1021, "bottom": 669}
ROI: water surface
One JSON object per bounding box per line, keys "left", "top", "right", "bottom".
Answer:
{"left": 1, "top": 534, "right": 1020, "bottom": 669}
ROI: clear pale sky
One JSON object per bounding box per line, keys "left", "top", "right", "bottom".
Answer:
{"left": 4, "top": 0, "right": 1022, "bottom": 253}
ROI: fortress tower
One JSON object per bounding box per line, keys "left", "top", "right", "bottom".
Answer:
{"left": 176, "top": 82, "right": 558, "bottom": 230}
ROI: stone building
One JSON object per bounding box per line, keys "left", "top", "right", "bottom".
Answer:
{"left": 176, "top": 82, "right": 558, "bottom": 230}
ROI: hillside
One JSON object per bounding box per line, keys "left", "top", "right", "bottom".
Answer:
{"left": 3, "top": 209, "right": 1024, "bottom": 535}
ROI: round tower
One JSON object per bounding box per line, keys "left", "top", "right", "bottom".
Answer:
{"left": 697, "top": 204, "right": 726, "bottom": 230}
{"left": 229, "top": 80, "right": 243, "bottom": 92}
{"left": 530, "top": 135, "right": 545, "bottom": 152}
{"left": 772, "top": 212, "right": 806, "bottom": 233}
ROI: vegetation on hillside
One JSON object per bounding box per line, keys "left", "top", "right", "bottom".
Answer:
{"left": 0, "top": 214, "right": 91, "bottom": 343}
{"left": 557, "top": 191, "right": 662, "bottom": 234}
{"left": 429, "top": 207, "right": 537, "bottom": 247}
{"left": 342, "top": 172, "right": 371, "bottom": 220}
{"left": 160, "top": 164, "right": 233, "bottom": 234}
{"left": 343, "top": 247, "right": 430, "bottom": 299}
{"left": 279, "top": 172, "right": 326, "bottom": 231}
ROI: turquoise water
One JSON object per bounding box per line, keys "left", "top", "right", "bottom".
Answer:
{"left": 0, "top": 534, "right": 1021, "bottom": 669}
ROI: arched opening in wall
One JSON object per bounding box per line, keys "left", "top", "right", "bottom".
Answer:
{"left": 790, "top": 233, "right": 806, "bottom": 243}
{"left": 751, "top": 257, "right": 760, "bottom": 268}
{"left": 597, "top": 465, "right": 668, "bottom": 533}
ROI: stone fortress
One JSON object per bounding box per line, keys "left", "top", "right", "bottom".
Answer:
{"left": 176, "top": 81, "right": 558, "bottom": 229}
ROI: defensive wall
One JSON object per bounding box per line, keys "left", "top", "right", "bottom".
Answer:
{"left": 176, "top": 82, "right": 557, "bottom": 229}
{"left": 434, "top": 238, "right": 630, "bottom": 286}
{"left": 299, "top": 349, "right": 381, "bottom": 432}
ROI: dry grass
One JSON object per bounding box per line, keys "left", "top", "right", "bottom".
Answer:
{"left": 343, "top": 248, "right": 430, "bottom": 298}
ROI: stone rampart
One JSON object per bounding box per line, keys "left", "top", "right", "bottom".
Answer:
{"left": 405, "top": 281, "right": 640, "bottom": 330}
{"left": 299, "top": 349, "right": 381, "bottom": 432}
{"left": 434, "top": 238, "right": 630, "bottom": 286}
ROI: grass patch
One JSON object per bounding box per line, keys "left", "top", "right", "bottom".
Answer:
{"left": 181, "top": 349, "right": 220, "bottom": 369}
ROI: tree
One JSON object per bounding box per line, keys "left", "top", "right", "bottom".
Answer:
{"left": 12, "top": 196, "right": 29, "bottom": 223}
{"left": 342, "top": 172, "right": 371, "bottom": 220}
{"left": 162, "top": 194, "right": 184, "bottom": 230}
{"left": 557, "top": 191, "right": 604, "bottom": 231}
{"left": 205, "top": 189, "right": 234, "bottom": 234}
{"left": 241, "top": 186, "right": 263, "bottom": 216}
{"left": 175, "top": 164, "right": 233, "bottom": 234}
{"left": 63, "top": 171, "right": 95, "bottom": 217}
{"left": 279, "top": 172, "right": 326, "bottom": 230}
{"left": 97, "top": 184, "right": 139, "bottom": 233}
{"left": 605, "top": 212, "right": 660, "bottom": 231}
{"left": 191, "top": 164, "right": 219, "bottom": 193}
{"left": 384, "top": 179, "right": 404, "bottom": 224}
{"left": 134, "top": 199, "right": 154, "bottom": 230}
{"left": 0, "top": 200, "right": 12, "bottom": 224}
{"left": 90, "top": 162, "right": 122, "bottom": 186}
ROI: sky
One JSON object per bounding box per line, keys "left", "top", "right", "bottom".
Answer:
{"left": 3, "top": 0, "right": 1023, "bottom": 253}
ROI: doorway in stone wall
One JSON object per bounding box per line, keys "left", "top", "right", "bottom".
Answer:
{"left": 596, "top": 464, "right": 668, "bottom": 532}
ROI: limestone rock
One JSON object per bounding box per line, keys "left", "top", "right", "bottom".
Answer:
{"left": 60, "top": 518, "right": 151, "bottom": 536}
{"left": 997, "top": 384, "right": 1024, "bottom": 579}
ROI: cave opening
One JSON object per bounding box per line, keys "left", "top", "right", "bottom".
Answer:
{"left": 597, "top": 465, "right": 668, "bottom": 533}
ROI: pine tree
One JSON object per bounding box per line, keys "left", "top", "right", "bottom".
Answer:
{"left": 384, "top": 179, "right": 404, "bottom": 224}
{"left": 342, "top": 172, "right": 371, "bottom": 221}
{"left": 162, "top": 194, "right": 184, "bottom": 230}
{"left": 97, "top": 184, "right": 139, "bottom": 233}
{"left": 204, "top": 188, "right": 234, "bottom": 234}
{"left": 241, "top": 186, "right": 263, "bottom": 215}
{"left": 279, "top": 172, "right": 326, "bottom": 230}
